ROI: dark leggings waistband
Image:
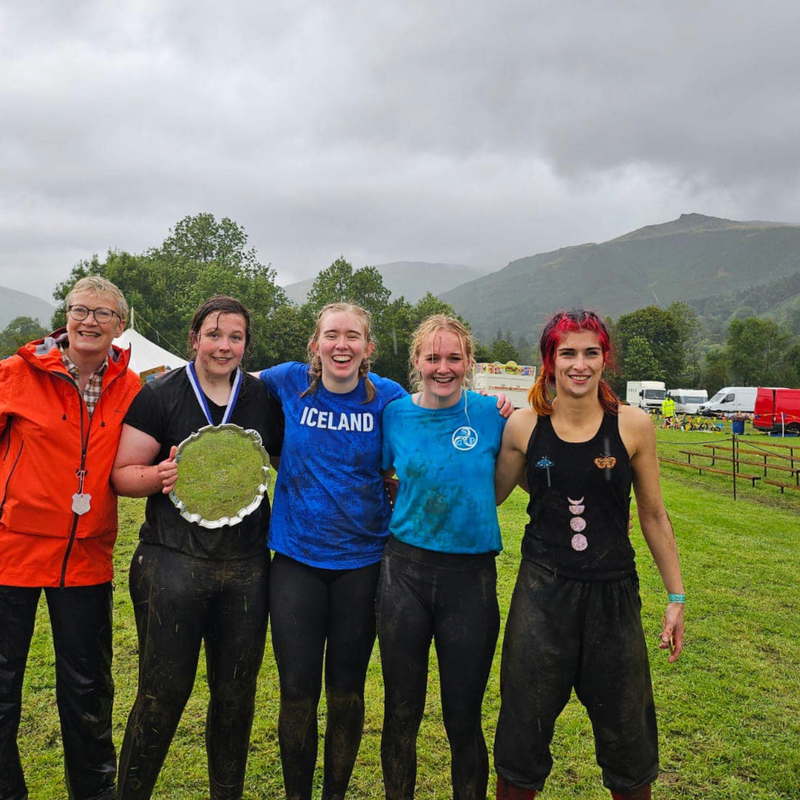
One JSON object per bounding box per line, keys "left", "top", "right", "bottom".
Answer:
{"left": 385, "top": 535, "right": 496, "bottom": 571}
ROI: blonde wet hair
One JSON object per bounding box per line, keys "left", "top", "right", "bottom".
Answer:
{"left": 302, "top": 302, "right": 377, "bottom": 402}
{"left": 66, "top": 276, "right": 129, "bottom": 321}
{"left": 408, "top": 314, "right": 475, "bottom": 393}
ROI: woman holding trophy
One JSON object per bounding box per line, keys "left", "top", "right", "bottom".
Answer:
{"left": 112, "top": 295, "right": 284, "bottom": 800}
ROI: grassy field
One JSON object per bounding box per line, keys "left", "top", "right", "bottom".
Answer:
{"left": 18, "top": 429, "right": 800, "bottom": 799}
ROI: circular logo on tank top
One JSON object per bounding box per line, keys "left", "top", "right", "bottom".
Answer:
{"left": 452, "top": 426, "right": 478, "bottom": 451}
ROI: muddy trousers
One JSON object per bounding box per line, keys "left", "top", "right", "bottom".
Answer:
{"left": 0, "top": 583, "right": 115, "bottom": 800}
{"left": 117, "top": 544, "right": 269, "bottom": 800}
{"left": 269, "top": 554, "right": 381, "bottom": 800}
{"left": 376, "top": 539, "right": 500, "bottom": 800}
{"left": 494, "top": 559, "right": 658, "bottom": 795}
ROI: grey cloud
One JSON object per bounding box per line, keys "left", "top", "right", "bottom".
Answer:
{"left": 2, "top": 1, "right": 800, "bottom": 299}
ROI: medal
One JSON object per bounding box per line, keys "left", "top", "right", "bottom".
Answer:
{"left": 72, "top": 468, "right": 91, "bottom": 515}
{"left": 186, "top": 361, "right": 242, "bottom": 425}
{"left": 72, "top": 493, "right": 91, "bottom": 515}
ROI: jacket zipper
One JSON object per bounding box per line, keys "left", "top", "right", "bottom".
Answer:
{"left": 60, "top": 383, "right": 89, "bottom": 588}
{"left": 57, "top": 367, "right": 127, "bottom": 587}
{"left": 0, "top": 441, "right": 24, "bottom": 523}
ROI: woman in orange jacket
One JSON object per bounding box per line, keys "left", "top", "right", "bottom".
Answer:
{"left": 0, "top": 276, "right": 141, "bottom": 800}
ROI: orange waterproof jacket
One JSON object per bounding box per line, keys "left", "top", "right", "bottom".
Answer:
{"left": 0, "top": 331, "right": 141, "bottom": 587}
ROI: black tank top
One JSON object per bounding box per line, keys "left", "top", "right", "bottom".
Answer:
{"left": 522, "top": 412, "right": 635, "bottom": 580}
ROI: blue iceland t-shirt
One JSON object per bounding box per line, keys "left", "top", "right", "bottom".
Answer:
{"left": 382, "top": 390, "right": 506, "bottom": 554}
{"left": 260, "top": 362, "right": 407, "bottom": 568}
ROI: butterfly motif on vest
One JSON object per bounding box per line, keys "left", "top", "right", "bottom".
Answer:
{"left": 594, "top": 454, "right": 616, "bottom": 469}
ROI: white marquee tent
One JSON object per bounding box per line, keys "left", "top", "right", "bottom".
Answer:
{"left": 113, "top": 317, "right": 187, "bottom": 374}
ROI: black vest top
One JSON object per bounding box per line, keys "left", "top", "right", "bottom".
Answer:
{"left": 522, "top": 412, "right": 635, "bottom": 580}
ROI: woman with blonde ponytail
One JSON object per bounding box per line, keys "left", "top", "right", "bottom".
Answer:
{"left": 257, "top": 303, "right": 406, "bottom": 800}
{"left": 377, "top": 314, "right": 509, "bottom": 800}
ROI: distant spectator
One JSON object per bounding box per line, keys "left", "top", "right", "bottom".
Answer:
{"left": 661, "top": 393, "right": 675, "bottom": 423}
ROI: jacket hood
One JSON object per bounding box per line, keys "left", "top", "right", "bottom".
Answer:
{"left": 18, "top": 327, "right": 132, "bottom": 372}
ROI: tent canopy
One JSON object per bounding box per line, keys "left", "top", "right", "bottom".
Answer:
{"left": 113, "top": 327, "right": 187, "bottom": 374}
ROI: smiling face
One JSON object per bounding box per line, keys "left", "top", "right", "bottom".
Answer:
{"left": 553, "top": 330, "right": 606, "bottom": 400}
{"left": 312, "top": 310, "right": 374, "bottom": 393}
{"left": 191, "top": 312, "right": 247, "bottom": 381}
{"left": 415, "top": 329, "right": 468, "bottom": 408}
{"left": 65, "top": 289, "right": 125, "bottom": 367}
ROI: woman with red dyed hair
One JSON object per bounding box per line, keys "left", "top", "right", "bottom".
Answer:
{"left": 492, "top": 310, "right": 685, "bottom": 800}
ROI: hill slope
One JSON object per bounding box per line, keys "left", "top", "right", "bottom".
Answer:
{"left": 283, "top": 261, "right": 490, "bottom": 305}
{"left": 0, "top": 286, "right": 55, "bottom": 330}
{"left": 440, "top": 213, "right": 800, "bottom": 341}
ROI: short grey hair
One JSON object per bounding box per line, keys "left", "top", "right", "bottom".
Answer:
{"left": 66, "top": 276, "right": 129, "bottom": 321}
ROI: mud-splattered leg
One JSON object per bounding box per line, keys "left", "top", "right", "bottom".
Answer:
{"left": 205, "top": 554, "right": 269, "bottom": 800}
{"left": 118, "top": 544, "right": 207, "bottom": 800}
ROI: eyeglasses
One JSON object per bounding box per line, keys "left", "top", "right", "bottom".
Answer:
{"left": 68, "top": 305, "right": 120, "bottom": 324}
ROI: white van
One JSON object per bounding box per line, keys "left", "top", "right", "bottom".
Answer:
{"left": 668, "top": 389, "right": 709, "bottom": 415}
{"left": 698, "top": 387, "right": 758, "bottom": 417}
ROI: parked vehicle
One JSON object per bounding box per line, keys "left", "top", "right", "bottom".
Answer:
{"left": 625, "top": 380, "right": 666, "bottom": 411}
{"left": 753, "top": 388, "right": 800, "bottom": 434}
{"left": 668, "top": 389, "right": 709, "bottom": 415}
{"left": 698, "top": 386, "right": 758, "bottom": 417}
{"left": 473, "top": 361, "right": 536, "bottom": 408}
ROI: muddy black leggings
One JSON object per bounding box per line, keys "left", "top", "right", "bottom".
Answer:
{"left": 117, "top": 543, "right": 269, "bottom": 800}
{"left": 494, "top": 559, "right": 658, "bottom": 794}
{"left": 376, "top": 537, "right": 500, "bottom": 800}
{"left": 269, "top": 553, "right": 381, "bottom": 800}
{"left": 0, "top": 583, "right": 115, "bottom": 800}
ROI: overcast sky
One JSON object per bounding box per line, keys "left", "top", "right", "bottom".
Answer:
{"left": 3, "top": 0, "right": 800, "bottom": 301}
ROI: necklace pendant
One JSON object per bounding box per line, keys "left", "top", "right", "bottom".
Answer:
{"left": 72, "top": 493, "right": 92, "bottom": 515}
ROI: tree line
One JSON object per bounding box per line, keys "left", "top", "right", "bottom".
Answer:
{"left": 2, "top": 212, "right": 799, "bottom": 392}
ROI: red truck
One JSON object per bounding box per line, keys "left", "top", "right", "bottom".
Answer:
{"left": 753, "top": 387, "right": 800, "bottom": 434}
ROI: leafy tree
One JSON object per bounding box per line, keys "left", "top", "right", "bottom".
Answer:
{"left": 0, "top": 316, "right": 48, "bottom": 358}
{"left": 615, "top": 305, "right": 683, "bottom": 385}
{"left": 622, "top": 336, "right": 663, "bottom": 382}
{"left": 304, "top": 258, "right": 391, "bottom": 319}
{"left": 52, "top": 214, "right": 301, "bottom": 367}
{"left": 725, "top": 317, "right": 791, "bottom": 386}
{"left": 491, "top": 337, "right": 521, "bottom": 364}
{"left": 474, "top": 339, "right": 494, "bottom": 364}
{"left": 667, "top": 301, "right": 702, "bottom": 385}
{"left": 701, "top": 346, "right": 730, "bottom": 394}
{"left": 779, "top": 343, "right": 800, "bottom": 387}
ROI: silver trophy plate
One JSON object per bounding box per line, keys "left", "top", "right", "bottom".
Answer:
{"left": 170, "top": 424, "right": 270, "bottom": 529}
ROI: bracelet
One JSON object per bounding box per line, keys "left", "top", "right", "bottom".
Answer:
{"left": 667, "top": 593, "right": 686, "bottom": 604}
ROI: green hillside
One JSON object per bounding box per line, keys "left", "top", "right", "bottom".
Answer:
{"left": 440, "top": 213, "right": 800, "bottom": 341}
{"left": 0, "top": 286, "right": 55, "bottom": 330}
{"left": 688, "top": 269, "right": 800, "bottom": 341}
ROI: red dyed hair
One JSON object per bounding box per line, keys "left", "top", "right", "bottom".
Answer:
{"left": 528, "top": 309, "right": 619, "bottom": 415}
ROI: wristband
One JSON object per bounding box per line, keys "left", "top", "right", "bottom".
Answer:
{"left": 667, "top": 593, "right": 685, "bottom": 604}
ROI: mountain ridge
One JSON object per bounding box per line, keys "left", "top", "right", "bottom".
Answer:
{"left": 439, "top": 213, "right": 800, "bottom": 341}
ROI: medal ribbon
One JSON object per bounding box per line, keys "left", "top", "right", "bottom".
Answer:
{"left": 187, "top": 361, "right": 243, "bottom": 425}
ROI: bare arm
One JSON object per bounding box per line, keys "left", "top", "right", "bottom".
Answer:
{"left": 111, "top": 424, "right": 177, "bottom": 497}
{"left": 622, "top": 406, "right": 686, "bottom": 662}
{"left": 495, "top": 409, "right": 535, "bottom": 504}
